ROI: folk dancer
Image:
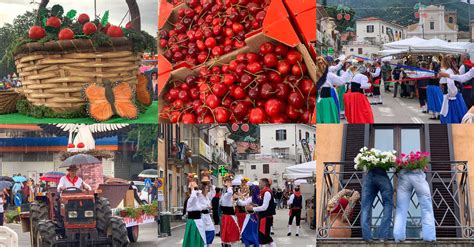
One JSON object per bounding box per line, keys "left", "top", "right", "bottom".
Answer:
{"left": 287, "top": 187, "right": 303, "bottom": 237}
{"left": 198, "top": 173, "right": 215, "bottom": 246}
{"left": 343, "top": 66, "right": 374, "bottom": 124}
{"left": 245, "top": 178, "right": 277, "bottom": 247}
{"left": 437, "top": 56, "right": 468, "bottom": 124}
{"left": 370, "top": 61, "right": 383, "bottom": 105}
{"left": 212, "top": 187, "right": 222, "bottom": 236}
{"left": 183, "top": 174, "right": 206, "bottom": 247}
{"left": 237, "top": 184, "right": 260, "bottom": 247}
{"left": 220, "top": 174, "right": 240, "bottom": 247}
{"left": 426, "top": 60, "right": 444, "bottom": 120}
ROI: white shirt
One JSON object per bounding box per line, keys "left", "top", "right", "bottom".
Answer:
{"left": 440, "top": 68, "right": 458, "bottom": 98}
{"left": 351, "top": 73, "right": 371, "bottom": 89}
{"left": 322, "top": 71, "right": 351, "bottom": 88}
{"left": 460, "top": 65, "right": 466, "bottom": 75}
{"left": 0, "top": 197, "right": 3, "bottom": 213}
{"left": 370, "top": 67, "right": 381, "bottom": 78}
{"left": 288, "top": 194, "right": 304, "bottom": 206}
{"left": 449, "top": 67, "right": 474, "bottom": 83}
{"left": 329, "top": 62, "right": 343, "bottom": 73}
{"left": 186, "top": 189, "right": 202, "bottom": 212}
{"left": 198, "top": 192, "right": 211, "bottom": 211}
{"left": 220, "top": 187, "right": 234, "bottom": 207}
{"left": 253, "top": 191, "right": 271, "bottom": 212}
{"left": 57, "top": 176, "right": 91, "bottom": 192}
{"left": 237, "top": 197, "right": 252, "bottom": 206}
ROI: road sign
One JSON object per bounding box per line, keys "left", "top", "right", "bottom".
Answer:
{"left": 157, "top": 178, "right": 164, "bottom": 192}
{"left": 218, "top": 165, "right": 228, "bottom": 176}
{"left": 144, "top": 178, "right": 152, "bottom": 188}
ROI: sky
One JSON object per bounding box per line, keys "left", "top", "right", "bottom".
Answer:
{"left": 0, "top": 0, "right": 157, "bottom": 36}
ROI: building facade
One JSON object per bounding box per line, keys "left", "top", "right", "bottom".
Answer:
{"left": 406, "top": 5, "right": 458, "bottom": 42}
{"left": 238, "top": 124, "right": 315, "bottom": 188}
{"left": 315, "top": 124, "right": 474, "bottom": 241}
{"left": 343, "top": 17, "right": 404, "bottom": 58}
{"left": 317, "top": 3, "right": 341, "bottom": 56}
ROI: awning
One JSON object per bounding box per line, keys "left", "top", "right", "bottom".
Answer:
{"left": 383, "top": 36, "right": 427, "bottom": 50}
{"left": 283, "top": 161, "right": 316, "bottom": 180}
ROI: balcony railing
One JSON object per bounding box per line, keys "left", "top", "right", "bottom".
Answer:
{"left": 317, "top": 161, "right": 473, "bottom": 240}
{"left": 237, "top": 153, "right": 297, "bottom": 162}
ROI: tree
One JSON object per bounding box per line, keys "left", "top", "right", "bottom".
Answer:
{"left": 125, "top": 125, "right": 158, "bottom": 165}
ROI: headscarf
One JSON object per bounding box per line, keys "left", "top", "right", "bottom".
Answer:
{"left": 250, "top": 185, "right": 261, "bottom": 205}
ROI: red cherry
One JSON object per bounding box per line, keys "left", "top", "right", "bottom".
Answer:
{"left": 249, "top": 107, "right": 267, "bottom": 124}
{"left": 67, "top": 143, "right": 75, "bottom": 148}
{"left": 299, "top": 78, "right": 316, "bottom": 95}
{"left": 271, "top": 114, "right": 288, "bottom": 123}
{"left": 287, "top": 50, "right": 303, "bottom": 65}
{"left": 275, "top": 44, "right": 289, "bottom": 57}
{"left": 106, "top": 26, "right": 124, "bottom": 37}
{"left": 275, "top": 83, "right": 290, "bottom": 100}
{"left": 259, "top": 42, "right": 275, "bottom": 54}
{"left": 125, "top": 21, "right": 133, "bottom": 29}
{"left": 206, "top": 94, "right": 221, "bottom": 109}
{"left": 292, "top": 63, "right": 307, "bottom": 77}
{"left": 288, "top": 92, "right": 305, "bottom": 108}
{"left": 212, "top": 83, "right": 229, "bottom": 97}
{"left": 286, "top": 105, "right": 302, "bottom": 120}
{"left": 170, "top": 111, "right": 181, "bottom": 123}
{"left": 178, "top": 90, "right": 190, "bottom": 102}
{"left": 263, "top": 54, "right": 278, "bottom": 68}
{"left": 260, "top": 83, "right": 275, "bottom": 98}
{"left": 28, "top": 26, "right": 46, "bottom": 40}
{"left": 173, "top": 99, "right": 184, "bottom": 109}
{"left": 77, "top": 142, "right": 85, "bottom": 148}
{"left": 214, "top": 107, "right": 230, "bottom": 123}
{"left": 46, "top": 16, "right": 61, "bottom": 28}
{"left": 265, "top": 98, "right": 285, "bottom": 117}
{"left": 277, "top": 60, "right": 291, "bottom": 75}
{"left": 78, "top": 13, "right": 90, "bottom": 24}
{"left": 223, "top": 74, "right": 236, "bottom": 86}
{"left": 83, "top": 22, "right": 97, "bottom": 35}
{"left": 233, "top": 102, "right": 250, "bottom": 119}
{"left": 182, "top": 113, "right": 197, "bottom": 124}
{"left": 231, "top": 86, "right": 246, "bottom": 99}
{"left": 232, "top": 23, "right": 244, "bottom": 33}
{"left": 205, "top": 37, "right": 217, "bottom": 48}
{"left": 247, "top": 62, "right": 263, "bottom": 73}
{"left": 246, "top": 52, "right": 259, "bottom": 63}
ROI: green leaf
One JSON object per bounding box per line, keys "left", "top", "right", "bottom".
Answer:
{"left": 42, "top": 17, "right": 47, "bottom": 27}
{"left": 66, "top": 10, "right": 77, "bottom": 19}
{"left": 51, "top": 4, "right": 64, "bottom": 17}
{"left": 45, "top": 26, "right": 59, "bottom": 34}
{"left": 101, "top": 10, "right": 110, "bottom": 27}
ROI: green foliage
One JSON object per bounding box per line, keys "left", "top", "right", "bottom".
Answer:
{"left": 101, "top": 10, "right": 110, "bottom": 27}
{"left": 51, "top": 4, "right": 64, "bottom": 18}
{"left": 5, "top": 210, "right": 19, "bottom": 223}
{"left": 325, "top": 5, "right": 356, "bottom": 33}
{"left": 16, "top": 98, "right": 87, "bottom": 119}
{"left": 66, "top": 10, "right": 77, "bottom": 19}
{"left": 124, "top": 29, "right": 157, "bottom": 54}
{"left": 126, "top": 125, "right": 158, "bottom": 164}
{"left": 142, "top": 201, "right": 158, "bottom": 215}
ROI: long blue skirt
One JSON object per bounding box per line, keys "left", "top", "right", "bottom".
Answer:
{"left": 330, "top": 87, "right": 340, "bottom": 116}
{"left": 426, "top": 85, "right": 443, "bottom": 113}
{"left": 440, "top": 93, "right": 468, "bottom": 124}
{"left": 241, "top": 214, "right": 259, "bottom": 247}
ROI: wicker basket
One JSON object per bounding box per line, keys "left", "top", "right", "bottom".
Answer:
{"left": 0, "top": 89, "right": 20, "bottom": 114}
{"left": 14, "top": 0, "right": 142, "bottom": 113}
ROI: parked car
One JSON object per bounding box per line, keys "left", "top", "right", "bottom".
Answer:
{"left": 131, "top": 181, "right": 150, "bottom": 204}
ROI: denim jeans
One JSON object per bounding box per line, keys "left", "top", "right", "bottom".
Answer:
{"left": 393, "top": 169, "right": 436, "bottom": 242}
{"left": 361, "top": 168, "right": 394, "bottom": 241}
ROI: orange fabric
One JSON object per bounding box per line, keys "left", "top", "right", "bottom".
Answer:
{"left": 344, "top": 92, "right": 374, "bottom": 124}
{"left": 136, "top": 74, "right": 152, "bottom": 106}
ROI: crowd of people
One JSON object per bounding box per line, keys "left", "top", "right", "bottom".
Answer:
{"left": 317, "top": 54, "right": 474, "bottom": 124}
{"left": 0, "top": 73, "right": 21, "bottom": 89}
{"left": 182, "top": 174, "right": 305, "bottom": 247}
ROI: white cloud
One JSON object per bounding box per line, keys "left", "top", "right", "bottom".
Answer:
{"left": 0, "top": 0, "right": 157, "bottom": 35}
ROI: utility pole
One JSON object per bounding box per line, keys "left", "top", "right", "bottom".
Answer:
{"left": 469, "top": 0, "right": 472, "bottom": 42}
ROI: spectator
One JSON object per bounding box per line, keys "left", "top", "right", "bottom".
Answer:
{"left": 275, "top": 188, "right": 283, "bottom": 209}
{"left": 0, "top": 191, "right": 4, "bottom": 226}
{"left": 149, "top": 180, "right": 159, "bottom": 203}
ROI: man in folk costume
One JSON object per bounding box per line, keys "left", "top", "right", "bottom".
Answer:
{"left": 198, "top": 171, "right": 215, "bottom": 246}
{"left": 370, "top": 61, "right": 383, "bottom": 105}
{"left": 57, "top": 165, "right": 92, "bottom": 192}
{"left": 287, "top": 187, "right": 303, "bottom": 237}
{"left": 182, "top": 174, "right": 206, "bottom": 247}
{"left": 220, "top": 174, "right": 240, "bottom": 247}
{"left": 246, "top": 178, "right": 277, "bottom": 247}
{"left": 237, "top": 184, "right": 260, "bottom": 247}
{"left": 212, "top": 187, "right": 222, "bottom": 236}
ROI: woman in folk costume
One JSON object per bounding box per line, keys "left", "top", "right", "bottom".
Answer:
{"left": 337, "top": 61, "right": 351, "bottom": 118}
{"left": 237, "top": 184, "right": 260, "bottom": 247}
{"left": 316, "top": 56, "right": 351, "bottom": 123}
{"left": 426, "top": 60, "right": 444, "bottom": 120}
{"left": 287, "top": 187, "right": 304, "bottom": 237}
{"left": 183, "top": 174, "right": 206, "bottom": 247}
{"left": 343, "top": 65, "right": 375, "bottom": 124}
{"left": 370, "top": 61, "right": 383, "bottom": 105}
{"left": 198, "top": 171, "right": 215, "bottom": 246}
{"left": 438, "top": 55, "right": 468, "bottom": 124}
{"left": 220, "top": 174, "right": 241, "bottom": 247}
{"left": 406, "top": 62, "right": 435, "bottom": 114}
{"left": 235, "top": 178, "right": 249, "bottom": 233}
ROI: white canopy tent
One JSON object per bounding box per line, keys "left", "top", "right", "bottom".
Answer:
{"left": 283, "top": 161, "right": 316, "bottom": 180}
{"left": 382, "top": 36, "right": 426, "bottom": 50}
{"left": 410, "top": 38, "right": 467, "bottom": 54}
{"left": 378, "top": 49, "right": 408, "bottom": 56}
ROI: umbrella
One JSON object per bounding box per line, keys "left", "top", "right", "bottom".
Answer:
{"left": 0, "top": 176, "right": 14, "bottom": 183}
{"left": 12, "top": 176, "right": 27, "bottom": 183}
{"left": 138, "top": 169, "right": 158, "bottom": 178}
{"left": 0, "top": 181, "right": 12, "bottom": 190}
{"left": 59, "top": 154, "right": 101, "bottom": 168}
{"left": 40, "top": 172, "right": 65, "bottom": 183}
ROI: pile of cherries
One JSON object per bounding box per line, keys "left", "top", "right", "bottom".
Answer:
{"left": 159, "top": 0, "right": 270, "bottom": 66}
{"left": 160, "top": 42, "right": 316, "bottom": 123}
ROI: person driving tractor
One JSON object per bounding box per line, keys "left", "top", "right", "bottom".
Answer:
{"left": 57, "top": 165, "right": 91, "bottom": 192}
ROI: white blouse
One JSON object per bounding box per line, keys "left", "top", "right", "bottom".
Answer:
{"left": 220, "top": 187, "right": 234, "bottom": 207}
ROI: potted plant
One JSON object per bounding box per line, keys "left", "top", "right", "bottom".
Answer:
{"left": 395, "top": 152, "right": 430, "bottom": 171}
{"left": 354, "top": 147, "right": 397, "bottom": 172}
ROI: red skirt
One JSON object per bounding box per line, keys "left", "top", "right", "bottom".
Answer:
{"left": 344, "top": 92, "right": 374, "bottom": 124}
{"left": 235, "top": 207, "right": 246, "bottom": 231}
{"left": 221, "top": 215, "right": 240, "bottom": 243}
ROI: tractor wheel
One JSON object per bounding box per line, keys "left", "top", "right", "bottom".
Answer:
{"left": 30, "top": 201, "right": 49, "bottom": 247}
{"left": 36, "top": 220, "right": 57, "bottom": 247}
{"left": 108, "top": 217, "right": 129, "bottom": 247}
{"left": 95, "top": 197, "right": 112, "bottom": 235}
{"left": 127, "top": 225, "right": 139, "bottom": 242}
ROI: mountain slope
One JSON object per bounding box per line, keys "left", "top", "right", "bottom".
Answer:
{"left": 327, "top": 0, "right": 473, "bottom": 31}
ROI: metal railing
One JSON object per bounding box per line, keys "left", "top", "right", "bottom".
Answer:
{"left": 317, "top": 161, "right": 473, "bottom": 240}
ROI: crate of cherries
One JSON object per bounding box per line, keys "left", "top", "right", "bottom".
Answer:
{"left": 158, "top": 0, "right": 270, "bottom": 68}
{"left": 159, "top": 35, "right": 316, "bottom": 124}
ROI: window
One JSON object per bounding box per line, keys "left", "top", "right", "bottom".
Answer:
{"left": 251, "top": 165, "right": 256, "bottom": 170}
{"left": 366, "top": 25, "right": 374, "bottom": 33}
{"left": 382, "top": 26, "right": 384, "bottom": 34}
{"left": 305, "top": 131, "right": 310, "bottom": 141}
{"left": 358, "top": 48, "right": 363, "bottom": 54}
{"left": 276, "top": 129, "right": 287, "bottom": 141}
{"left": 263, "top": 164, "right": 269, "bottom": 174}
{"left": 350, "top": 48, "right": 354, "bottom": 52}
{"left": 430, "top": 22, "right": 435, "bottom": 30}
{"left": 299, "top": 130, "right": 302, "bottom": 140}
{"left": 371, "top": 125, "right": 424, "bottom": 155}
{"left": 272, "top": 148, "right": 290, "bottom": 159}
{"left": 449, "top": 16, "right": 453, "bottom": 23}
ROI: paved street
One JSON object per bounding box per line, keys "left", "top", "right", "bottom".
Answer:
{"left": 342, "top": 90, "right": 440, "bottom": 124}
{"left": 157, "top": 208, "right": 316, "bottom": 246}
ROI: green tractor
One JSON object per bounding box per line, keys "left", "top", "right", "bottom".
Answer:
{"left": 24, "top": 187, "right": 129, "bottom": 247}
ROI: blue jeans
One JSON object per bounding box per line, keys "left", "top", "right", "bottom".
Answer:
{"left": 393, "top": 169, "right": 436, "bottom": 242}
{"left": 361, "top": 168, "right": 394, "bottom": 241}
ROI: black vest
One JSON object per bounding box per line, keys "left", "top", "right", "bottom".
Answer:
{"left": 258, "top": 190, "right": 276, "bottom": 218}
{"left": 463, "top": 64, "right": 474, "bottom": 87}
{"left": 291, "top": 195, "right": 303, "bottom": 209}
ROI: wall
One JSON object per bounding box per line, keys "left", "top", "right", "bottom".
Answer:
{"left": 240, "top": 159, "right": 295, "bottom": 189}
{"left": 343, "top": 43, "right": 381, "bottom": 59}
{"left": 315, "top": 124, "right": 344, "bottom": 224}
